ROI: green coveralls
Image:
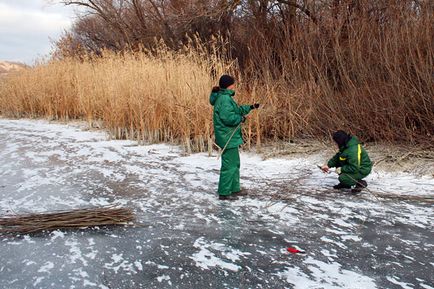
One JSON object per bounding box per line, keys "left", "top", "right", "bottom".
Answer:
{"left": 209, "top": 89, "right": 252, "bottom": 196}
{"left": 327, "top": 136, "right": 373, "bottom": 186}
{"left": 219, "top": 147, "right": 240, "bottom": 195}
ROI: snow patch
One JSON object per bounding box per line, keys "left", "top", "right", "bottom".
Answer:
{"left": 104, "top": 253, "right": 137, "bottom": 274}
{"left": 65, "top": 240, "right": 88, "bottom": 266}
{"left": 37, "top": 262, "right": 54, "bottom": 273}
{"left": 386, "top": 276, "right": 414, "bottom": 289}
{"left": 190, "top": 237, "right": 250, "bottom": 272}
{"left": 157, "top": 274, "right": 171, "bottom": 285}
{"left": 277, "top": 257, "right": 377, "bottom": 289}
{"left": 50, "top": 230, "right": 65, "bottom": 240}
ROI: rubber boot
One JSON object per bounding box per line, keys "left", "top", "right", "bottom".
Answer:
{"left": 351, "top": 180, "right": 368, "bottom": 194}
{"left": 219, "top": 195, "right": 239, "bottom": 201}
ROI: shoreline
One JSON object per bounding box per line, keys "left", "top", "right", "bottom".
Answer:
{"left": 2, "top": 116, "right": 432, "bottom": 177}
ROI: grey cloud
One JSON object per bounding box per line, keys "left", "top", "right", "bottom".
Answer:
{"left": 0, "top": 0, "right": 74, "bottom": 63}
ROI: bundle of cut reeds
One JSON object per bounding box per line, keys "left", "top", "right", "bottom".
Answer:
{"left": 0, "top": 206, "right": 135, "bottom": 235}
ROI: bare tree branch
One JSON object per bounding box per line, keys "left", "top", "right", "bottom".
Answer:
{"left": 275, "top": 0, "right": 317, "bottom": 24}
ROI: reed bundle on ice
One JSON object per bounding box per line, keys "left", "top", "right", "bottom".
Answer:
{"left": 0, "top": 206, "right": 135, "bottom": 235}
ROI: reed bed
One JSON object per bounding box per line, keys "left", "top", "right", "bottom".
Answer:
{"left": 0, "top": 206, "right": 135, "bottom": 235}
{"left": 0, "top": 47, "right": 232, "bottom": 152}
{"left": 0, "top": 17, "right": 432, "bottom": 150}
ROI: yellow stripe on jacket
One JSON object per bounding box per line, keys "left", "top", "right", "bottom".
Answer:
{"left": 358, "top": 144, "right": 361, "bottom": 167}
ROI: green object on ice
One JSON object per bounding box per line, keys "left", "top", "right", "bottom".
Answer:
{"left": 209, "top": 88, "right": 252, "bottom": 150}
{"left": 327, "top": 136, "right": 373, "bottom": 186}
{"left": 210, "top": 88, "right": 252, "bottom": 196}
{"left": 218, "top": 147, "right": 241, "bottom": 196}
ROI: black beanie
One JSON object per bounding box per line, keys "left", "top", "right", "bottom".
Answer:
{"left": 219, "top": 75, "right": 235, "bottom": 89}
{"left": 332, "top": 130, "right": 351, "bottom": 148}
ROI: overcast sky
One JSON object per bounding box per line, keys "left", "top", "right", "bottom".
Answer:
{"left": 0, "top": 0, "right": 78, "bottom": 64}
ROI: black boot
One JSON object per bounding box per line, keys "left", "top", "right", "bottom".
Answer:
{"left": 232, "top": 189, "right": 248, "bottom": 196}
{"left": 333, "top": 183, "right": 351, "bottom": 190}
{"left": 358, "top": 180, "right": 368, "bottom": 188}
{"left": 219, "top": 195, "right": 239, "bottom": 201}
{"left": 351, "top": 180, "right": 367, "bottom": 194}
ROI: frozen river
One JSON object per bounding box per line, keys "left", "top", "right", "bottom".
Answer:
{"left": 0, "top": 119, "right": 433, "bottom": 289}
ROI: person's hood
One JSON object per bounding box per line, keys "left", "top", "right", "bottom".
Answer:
{"left": 333, "top": 130, "right": 350, "bottom": 148}
{"left": 345, "top": 136, "right": 360, "bottom": 148}
{"left": 209, "top": 91, "right": 219, "bottom": 106}
{"left": 209, "top": 89, "right": 235, "bottom": 106}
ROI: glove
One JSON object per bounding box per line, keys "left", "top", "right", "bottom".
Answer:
{"left": 250, "top": 103, "right": 260, "bottom": 109}
{"left": 212, "top": 86, "right": 220, "bottom": 93}
{"left": 241, "top": 116, "right": 246, "bottom": 123}
{"left": 336, "top": 167, "right": 342, "bottom": 174}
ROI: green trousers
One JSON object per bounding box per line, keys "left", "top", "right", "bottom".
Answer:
{"left": 339, "top": 172, "right": 369, "bottom": 187}
{"left": 218, "top": 147, "right": 240, "bottom": 196}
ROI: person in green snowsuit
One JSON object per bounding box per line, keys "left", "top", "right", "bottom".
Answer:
{"left": 209, "top": 75, "right": 260, "bottom": 200}
{"left": 321, "top": 130, "right": 373, "bottom": 193}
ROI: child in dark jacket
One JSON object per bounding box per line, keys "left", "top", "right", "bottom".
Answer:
{"left": 321, "top": 130, "right": 372, "bottom": 193}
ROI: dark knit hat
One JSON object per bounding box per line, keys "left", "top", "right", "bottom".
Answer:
{"left": 332, "top": 130, "right": 351, "bottom": 148}
{"left": 219, "top": 75, "right": 235, "bottom": 89}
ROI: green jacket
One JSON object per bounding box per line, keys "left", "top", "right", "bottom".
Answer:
{"left": 210, "top": 89, "right": 252, "bottom": 149}
{"left": 327, "top": 136, "right": 372, "bottom": 175}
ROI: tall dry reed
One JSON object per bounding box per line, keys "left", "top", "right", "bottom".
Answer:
{"left": 0, "top": 46, "right": 240, "bottom": 152}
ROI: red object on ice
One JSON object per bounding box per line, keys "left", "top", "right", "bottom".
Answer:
{"left": 287, "top": 247, "right": 304, "bottom": 254}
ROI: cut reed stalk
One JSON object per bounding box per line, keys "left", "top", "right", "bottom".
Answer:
{"left": 0, "top": 206, "right": 135, "bottom": 235}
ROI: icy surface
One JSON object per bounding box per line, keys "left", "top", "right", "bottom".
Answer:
{"left": 0, "top": 119, "right": 433, "bottom": 288}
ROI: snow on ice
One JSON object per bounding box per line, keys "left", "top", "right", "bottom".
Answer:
{"left": 0, "top": 119, "right": 433, "bottom": 288}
